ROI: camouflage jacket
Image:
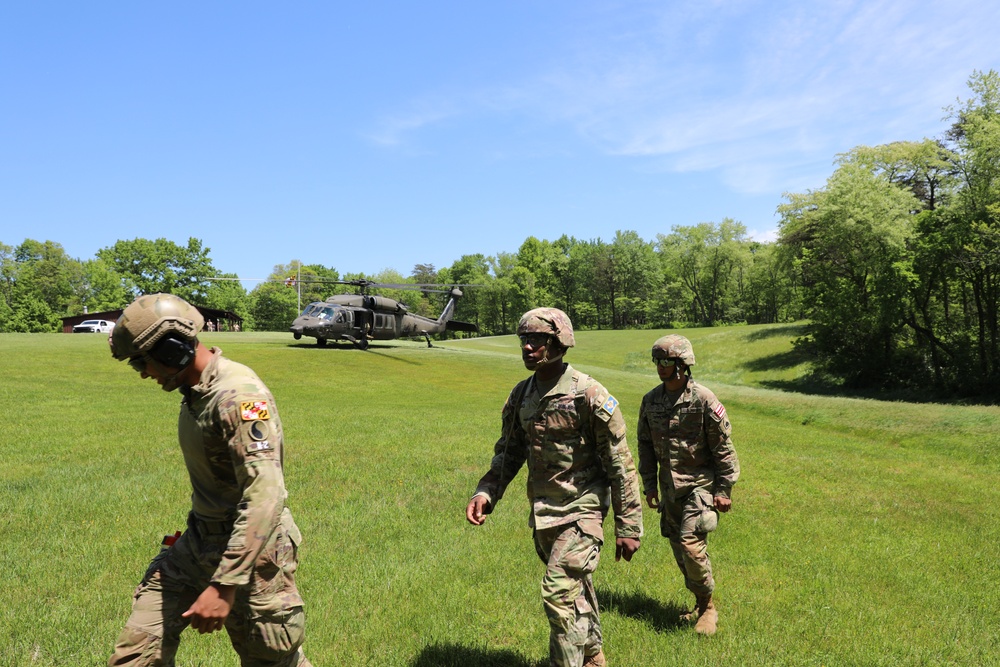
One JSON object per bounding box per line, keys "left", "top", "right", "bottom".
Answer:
{"left": 178, "top": 348, "right": 302, "bottom": 588}
{"left": 474, "top": 364, "right": 643, "bottom": 538}
{"left": 637, "top": 379, "right": 740, "bottom": 503}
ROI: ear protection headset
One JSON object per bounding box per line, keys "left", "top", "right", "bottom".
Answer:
{"left": 148, "top": 334, "right": 196, "bottom": 370}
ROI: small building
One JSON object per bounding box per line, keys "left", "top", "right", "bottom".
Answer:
{"left": 61, "top": 306, "right": 243, "bottom": 333}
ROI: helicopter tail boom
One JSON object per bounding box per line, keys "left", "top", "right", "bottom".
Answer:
{"left": 435, "top": 288, "right": 463, "bottom": 325}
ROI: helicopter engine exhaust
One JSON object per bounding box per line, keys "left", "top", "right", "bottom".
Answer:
{"left": 363, "top": 295, "right": 403, "bottom": 311}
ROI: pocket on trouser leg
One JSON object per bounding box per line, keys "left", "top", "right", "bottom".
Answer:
{"left": 109, "top": 571, "right": 189, "bottom": 666}
{"left": 108, "top": 626, "right": 163, "bottom": 667}
{"left": 238, "top": 607, "right": 306, "bottom": 667}
{"left": 251, "top": 524, "right": 305, "bottom": 609}
{"left": 693, "top": 488, "right": 718, "bottom": 534}
{"left": 568, "top": 519, "right": 603, "bottom": 577}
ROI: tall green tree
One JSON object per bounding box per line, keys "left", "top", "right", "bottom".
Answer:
{"left": 97, "top": 237, "right": 217, "bottom": 301}
{"left": 441, "top": 254, "right": 492, "bottom": 332}
{"left": 479, "top": 253, "right": 535, "bottom": 335}
{"left": 516, "top": 237, "right": 557, "bottom": 307}
{"left": 939, "top": 69, "right": 1000, "bottom": 390}
{"left": 778, "top": 163, "right": 920, "bottom": 387}
{"left": 838, "top": 139, "right": 958, "bottom": 211}
{"left": 0, "top": 239, "right": 82, "bottom": 331}
{"left": 548, "top": 235, "right": 583, "bottom": 320}
{"left": 738, "top": 242, "right": 800, "bottom": 324}
{"left": 657, "top": 220, "right": 750, "bottom": 326}
{"left": 203, "top": 273, "right": 251, "bottom": 327}
{"left": 77, "top": 258, "right": 135, "bottom": 313}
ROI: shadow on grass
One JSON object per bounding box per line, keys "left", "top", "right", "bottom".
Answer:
{"left": 742, "top": 323, "right": 809, "bottom": 341}
{"left": 597, "top": 587, "right": 688, "bottom": 633}
{"left": 410, "top": 643, "right": 545, "bottom": 667}
{"left": 287, "top": 341, "right": 428, "bottom": 364}
{"left": 742, "top": 347, "right": 813, "bottom": 373}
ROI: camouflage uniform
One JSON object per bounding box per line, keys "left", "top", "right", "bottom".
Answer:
{"left": 636, "top": 379, "right": 739, "bottom": 597}
{"left": 474, "top": 363, "right": 643, "bottom": 667}
{"left": 110, "top": 348, "right": 310, "bottom": 667}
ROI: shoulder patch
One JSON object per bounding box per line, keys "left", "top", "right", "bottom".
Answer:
{"left": 241, "top": 401, "right": 270, "bottom": 421}
{"left": 599, "top": 395, "right": 619, "bottom": 418}
{"left": 712, "top": 402, "right": 727, "bottom": 421}
{"left": 248, "top": 420, "right": 269, "bottom": 441}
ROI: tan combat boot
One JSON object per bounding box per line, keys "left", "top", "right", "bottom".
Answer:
{"left": 583, "top": 649, "right": 607, "bottom": 666}
{"left": 693, "top": 595, "right": 717, "bottom": 635}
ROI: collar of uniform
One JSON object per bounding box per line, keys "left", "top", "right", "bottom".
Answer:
{"left": 190, "top": 347, "right": 224, "bottom": 395}
{"left": 660, "top": 378, "right": 693, "bottom": 405}
{"left": 530, "top": 362, "right": 576, "bottom": 400}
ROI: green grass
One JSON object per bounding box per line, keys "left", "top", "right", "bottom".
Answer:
{"left": 2, "top": 324, "right": 999, "bottom": 666}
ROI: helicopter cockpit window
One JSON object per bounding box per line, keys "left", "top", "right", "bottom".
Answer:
{"left": 333, "top": 311, "right": 347, "bottom": 324}
{"left": 318, "top": 306, "right": 336, "bottom": 321}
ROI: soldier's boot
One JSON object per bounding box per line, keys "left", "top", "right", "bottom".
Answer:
{"left": 583, "top": 649, "right": 606, "bottom": 667}
{"left": 693, "top": 596, "right": 717, "bottom": 636}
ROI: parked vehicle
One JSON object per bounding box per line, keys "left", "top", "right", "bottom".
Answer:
{"left": 72, "top": 319, "right": 115, "bottom": 333}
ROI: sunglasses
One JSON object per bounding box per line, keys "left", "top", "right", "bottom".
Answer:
{"left": 128, "top": 355, "right": 149, "bottom": 373}
{"left": 652, "top": 357, "right": 679, "bottom": 368}
{"left": 519, "top": 333, "right": 551, "bottom": 348}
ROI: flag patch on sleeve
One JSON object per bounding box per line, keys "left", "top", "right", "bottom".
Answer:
{"left": 713, "top": 402, "right": 727, "bottom": 420}
{"left": 241, "top": 401, "right": 270, "bottom": 421}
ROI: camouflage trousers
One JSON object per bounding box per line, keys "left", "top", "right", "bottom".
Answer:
{"left": 533, "top": 517, "right": 604, "bottom": 667}
{"left": 660, "top": 487, "right": 718, "bottom": 597}
{"left": 109, "top": 512, "right": 310, "bottom": 667}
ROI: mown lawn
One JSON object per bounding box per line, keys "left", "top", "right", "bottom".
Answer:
{"left": 2, "top": 325, "right": 998, "bottom": 666}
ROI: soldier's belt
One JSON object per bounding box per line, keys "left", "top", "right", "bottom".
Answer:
{"left": 192, "top": 516, "right": 235, "bottom": 536}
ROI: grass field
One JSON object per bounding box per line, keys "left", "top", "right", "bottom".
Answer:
{"left": 2, "top": 324, "right": 999, "bottom": 666}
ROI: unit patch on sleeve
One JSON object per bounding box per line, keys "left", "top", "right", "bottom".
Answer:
{"left": 599, "top": 395, "right": 619, "bottom": 419}
{"left": 249, "top": 420, "right": 269, "bottom": 441}
{"left": 241, "top": 401, "right": 270, "bottom": 421}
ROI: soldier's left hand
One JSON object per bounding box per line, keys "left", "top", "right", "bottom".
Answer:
{"left": 615, "top": 537, "right": 640, "bottom": 562}
{"left": 714, "top": 496, "right": 732, "bottom": 513}
{"left": 182, "top": 583, "right": 235, "bottom": 634}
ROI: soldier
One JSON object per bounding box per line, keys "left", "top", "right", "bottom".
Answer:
{"left": 466, "top": 308, "right": 643, "bottom": 667}
{"left": 637, "top": 335, "right": 740, "bottom": 636}
{"left": 107, "top": 293, "right": 311, "bottom": 667}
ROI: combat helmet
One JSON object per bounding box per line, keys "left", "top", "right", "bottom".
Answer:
{"left": 517, "top": 307, "right": 575, "bottom": 348}
{"left": 652, "top": 334, "right": 695, "bottom": 366}
{"left": 109, "top": 293, "right": 204, "bottom": 361}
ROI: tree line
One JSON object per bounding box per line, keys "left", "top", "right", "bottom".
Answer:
{"left": 2, "top": 71, "right": 997, "bottom": 398}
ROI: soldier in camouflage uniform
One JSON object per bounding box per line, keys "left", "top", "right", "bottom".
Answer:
{"left": 637, "top": 335, "right": 740, "bottom": 636}
{"left": 107, "top": 293, "right": 310, "bottom": 667}
{"left": 466, "top": 308, "right": 643, "bottom": 667}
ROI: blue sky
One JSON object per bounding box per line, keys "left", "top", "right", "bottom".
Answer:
{"left": 2, "top": 1, "right": 998, "bottom": 286}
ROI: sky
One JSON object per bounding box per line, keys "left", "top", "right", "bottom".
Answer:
{"left": 2, "top": 1, "right": 999, "bottom": 287}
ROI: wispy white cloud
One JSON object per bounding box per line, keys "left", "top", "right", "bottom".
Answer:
{"left": 365, "top": 99, "right": 462, "bottom": 147}
{"left": 370, "top": 0, "right": 1000, "bottom": 195}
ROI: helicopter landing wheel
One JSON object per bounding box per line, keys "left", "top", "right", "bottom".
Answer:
{"left": 316, "top": 337, "right": 327, "bottom": 347}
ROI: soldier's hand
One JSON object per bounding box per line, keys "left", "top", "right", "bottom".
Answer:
{"left": 645, "top": 492, "right": 659, "bottom": 509}
{"left": 714, "top": 495, "right": 732, "bottom": 513}
{"left": 182, "top": 583, "right": 235, "bottom": 634}
{"left": 615, "top": 537, "right": 640, "bottom": 562}
{"left": 466, "top": 495, "right": 490, "bottom": 526}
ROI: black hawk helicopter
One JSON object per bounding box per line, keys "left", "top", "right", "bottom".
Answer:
{"left": 290, "top": 279, "right": 478, "bottom": 350}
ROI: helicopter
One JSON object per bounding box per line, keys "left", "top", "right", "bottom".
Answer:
{"left": 289, "top": 279, "right": 479, "bottom": 350}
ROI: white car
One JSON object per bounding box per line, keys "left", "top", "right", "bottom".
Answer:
{"left": 72, "top": 319, "right": 115, "bottom": 334}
